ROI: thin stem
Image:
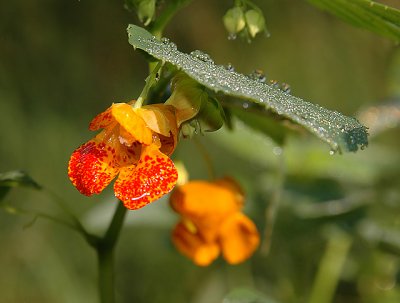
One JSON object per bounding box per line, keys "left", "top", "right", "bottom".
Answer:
{"left": 2, "top": 204, "right": 99, "bottom": 247}
{"left": 44, "top": 188, "right": 97, "bottom": 245}
{"left": 308, "top": 229, "right": 352, "bottom": 303}
{"left": 134, "top": 61, "right": 163, "bottom": 108}
{"left": 96, "top": 201, "right": 128, "bottom": 303}
{"left": 149, "top": 0, "right": 193, "bottom": 38}
{"left": 193, "top": 137, "right": 216, "bottom": 180}
{"left": 261, "top": 147, "right": 285, "bottom": 255}
{"left": 102, "top": 201, "right": 128, "bottom": 248}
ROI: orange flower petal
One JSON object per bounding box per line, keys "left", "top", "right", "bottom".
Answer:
{"left": 137, "top": 104, "right": 178, "bottom": 155}
{"left": 68, "top": 139, "right": 120, "bottom": 196}
{"left": 114, "top": 145, "right": 178, "bottom": 210}
{"left": 89, "top": 106, "right": 114, "bottom": 131}
{"left": 159, "top": 133, "right": 177, "bottom": 156}
{"left": 137, "top": 104, "right": 177, "bottom": 137}
{"left": 111, "top": 103, "right": 153, "bottom": 145}
{"left": 172, "top": 222, "right": 220, "bottom": 266}
{"left": 219, "top": 212, "right": 260, "bottom": 264}
{"left": 170, "top": 180, "right": 241, "bottom": 224}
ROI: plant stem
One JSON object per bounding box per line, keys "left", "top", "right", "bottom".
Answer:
{"left": 193, "top": 137, "right": 216, "bottom": 180}
{"left": 134, "top": 61, "right": 163, "bottom": 108}
{"left": 149, "top": 0, "right": 193, "bottom": 38}
{"left": 97, "top": 201, "right": 128, "bottom": 303}
{"left": 261, "top": 147, "right": 285, "bottom": 255}
{"left": 308, "top": 229, "right": 352, "bottom": 303}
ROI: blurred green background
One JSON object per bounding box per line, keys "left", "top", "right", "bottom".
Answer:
{"left": 1, "top": 0, "right": 400, "bottom": 302}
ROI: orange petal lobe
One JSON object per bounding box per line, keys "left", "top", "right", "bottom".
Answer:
{"left": 172, "top": 222, "right": 220, "bottom": 266}
{"left": 111, "top": 103, "right": 153, "bottom": 145}
{"left": 89, "top": 107, "right": 114, "bottom": 131}
{"left": 114, "top": 145, "right": 178, "bottom": 210}
{"left": 219, "top": 213, "right": 260, "bottom": 264}
{"left": 170, "top": 181, "right": 241, "bottom": 223}
{"left": 68, "top": 139, "right": 119, "bottom": 196}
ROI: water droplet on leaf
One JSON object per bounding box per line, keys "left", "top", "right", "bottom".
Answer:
{"left": 190, "top": 50, "right": 214, "bottom": 64}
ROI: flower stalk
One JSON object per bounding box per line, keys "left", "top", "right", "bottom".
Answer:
{"left": 96, "top": 201, "right": 128, "bottom": 303}
{"left": 134, "top": 61, "right": 163, "bottom": 108}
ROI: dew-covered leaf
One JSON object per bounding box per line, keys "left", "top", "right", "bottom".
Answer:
{"left": 127, "top": 24, "right": 368, "bottom": 153}
{"left": 229, "top": 103, "right": 290, "bottom": 146}
{"left": 307, "top": 0, "right": 400, "bottom": 42}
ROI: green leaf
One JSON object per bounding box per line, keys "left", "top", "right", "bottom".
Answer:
{"left": 0, "top": 170, "right": 41, "bottom": 189}
{"left": 0, "top": 170, "right": 42, "bottom": 201}
{"left": 307, "top": 0, "right": 400, "bottom": 42}
{"left": 127, "top": 24, "right": 368, "bottom": 153}
{"left": 223, "top": 288, "right": 279, "bottom": 303}
{"left": 228, "top": 102, "right": 291, "bottom": 146}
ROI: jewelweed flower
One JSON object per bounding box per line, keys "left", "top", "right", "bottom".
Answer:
{"left": 68, "top": 102, "right": 179, "bottom": 210}
{"left": 170, "top": 178, "right": 259, "bottom": 266}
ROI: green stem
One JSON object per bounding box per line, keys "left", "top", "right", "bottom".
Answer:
{"left": 134, "top": 61, "right": 163, "bottom": 108}
{"left": 193, "top": 137, "right": 216, "bottom": 180}
{"left": 149, "top": 0, "right": 193, "bottom": 38}
{"left": 96, "top": 201, "right": 128, "bottom": 303}
{"left": 308, "top": 229, "right": 352, "bottom": 303}
{"left": 261, "top": 147, "right": 285, "bottom": 255}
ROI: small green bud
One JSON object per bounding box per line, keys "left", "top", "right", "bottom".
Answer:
{"left": 223, "top": 7, "right": 246, "bottom": 36}
{"left": 245, "top": 9, "right": 266, "bottom": 38}
{"left": 126, "top": 0, "right": 156, "bottom": 26}
{"left": 196, "top": 97, "right": 225, "bottom": 132}
{"left": 165, "top": 73, "right": 204, "bottom": 126}
{"left": 166, "top": 73, "right": 225, "bottom": 134}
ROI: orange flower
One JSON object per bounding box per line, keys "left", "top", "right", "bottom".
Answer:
{"left": 68, "top": 102, "right": 179, "bottom": 210}
{"left": 170, "top": 178, "right": 259, "bottom": 266}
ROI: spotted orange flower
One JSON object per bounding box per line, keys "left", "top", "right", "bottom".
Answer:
{"left": 170, "top": 178, "right": 260, "bottom": 266}
{"left": 68, "top": 102, "right": 179, "bottom": 210}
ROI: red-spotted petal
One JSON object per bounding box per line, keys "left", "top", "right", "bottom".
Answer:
{"left": 114, "top": 145, "right": 178, "bottom": 210}
{"left": 68, "top": 139, "right": 119, "bottom": 196}
{"left": 89, "top": 106, "right": 114, "bottom": 131}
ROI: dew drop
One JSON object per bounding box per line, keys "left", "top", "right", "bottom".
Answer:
{"left": 228, "top": 33, "right": 237, "bottom": 40}
{"left": 242, "top": 102, "right": 249, "bottom": 109}
{"left": 190, "top": 50, "right": 214, "bottom": 64}
{"left": 225, "top": 63, "right": 235, "bottom": 72}
{"left": 248, "top": 69, "right": 266, "bottom": 83}
{"left": 281, "top": 83, "right": 291, "bottom": 93}
{"left": 273, "top": 146, "right": 282, "bottom": 156}
{"left": 269, "top": 79, "right": 279, "bottom": 89}
{"left": 161, "top": 37, "right": 170, "bottom": 44}
{"left": 329, "top": 149, "right": 336, "bottom": 155}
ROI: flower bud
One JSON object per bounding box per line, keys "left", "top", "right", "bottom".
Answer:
{"left": 223, "top": 7, "right": 246, "bottom": 36}
{"left": 126, "top": 0, "right": 156, "bottom": 26}
{"left": 245, "top": 9, "right": 266, "bottom": 38}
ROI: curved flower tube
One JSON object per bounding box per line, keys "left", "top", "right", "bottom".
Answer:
{"left": 68, "top": 102, "right": 179, "bottom": 210}
{"left": 170, "top": 178, "right": 259, "bottom": 266}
